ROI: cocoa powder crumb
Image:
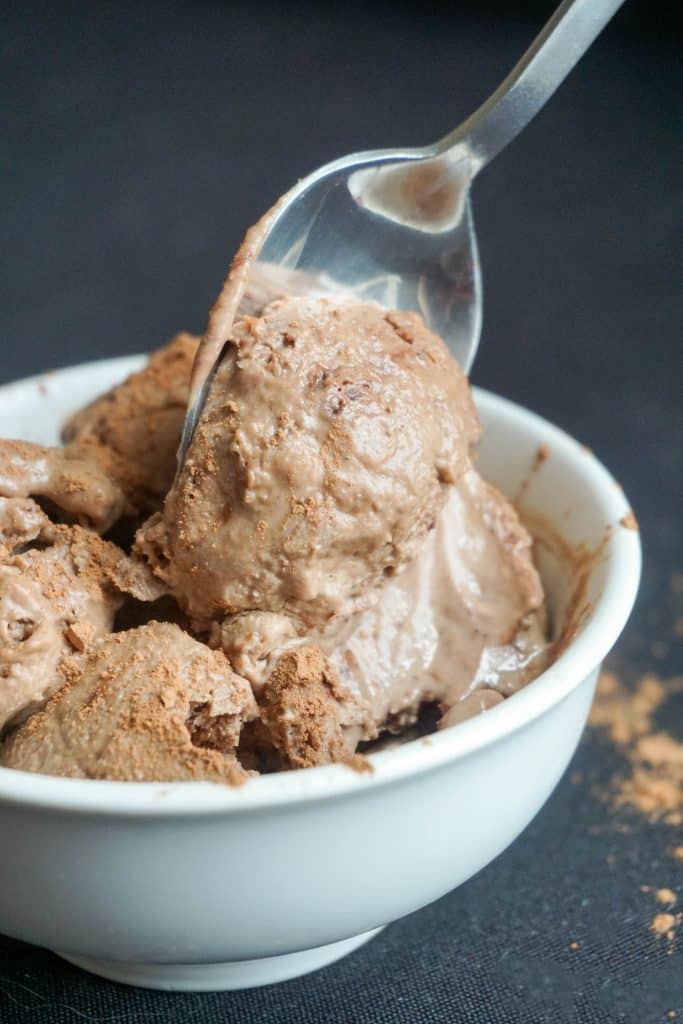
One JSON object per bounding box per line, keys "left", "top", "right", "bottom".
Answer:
{"left": 64, "top": 621, "right": 95, "bottom": 652}
{"left": 650, "top": 912, "right": 680, "bottom": 941}
{"left": 344, "top": 752, "right": 374, "bottom": 775}
{"left": 514, "top": 445, "right": 550, "bottom": 504}
{"left": 655, "top": 889, "right": 677, "bottom": 905}
{"left": 619, "top": 511, "right": 639, "bottom": 531}
{"left": 159, "top": 686, "right": 180, "bottom": 709}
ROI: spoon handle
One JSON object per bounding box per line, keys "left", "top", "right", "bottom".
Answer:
{"left": 440, "top": 0, "right": 626, "bottom": 174}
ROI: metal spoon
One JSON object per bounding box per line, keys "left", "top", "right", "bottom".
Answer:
{"left": 179, "top": 0, "right": 625, "bottom": 465}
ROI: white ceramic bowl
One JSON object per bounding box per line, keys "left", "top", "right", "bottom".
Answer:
{"left": 0, "top": 358, "right": 640, "bottom": 991}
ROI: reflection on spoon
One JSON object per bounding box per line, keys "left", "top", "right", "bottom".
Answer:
{"left": 348, "top": 154, "right": 471, "bottom": 234}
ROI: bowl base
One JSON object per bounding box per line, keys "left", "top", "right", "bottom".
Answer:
{"left": 57, "top": 928, "right": 383, "bottom": 991}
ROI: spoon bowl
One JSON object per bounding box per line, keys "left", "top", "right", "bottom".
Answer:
{"left": 256, "top": 148, "right": 480, "bottom": 367}
{"left": 179, "top": 0, "right": 625, "bottom": 464}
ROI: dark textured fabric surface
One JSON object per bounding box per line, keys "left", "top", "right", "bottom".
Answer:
{"left": 1, "top": 2, "right": 681, "bottom": 1022}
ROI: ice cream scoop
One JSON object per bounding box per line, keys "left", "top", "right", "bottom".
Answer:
{"left": 63, "top": 333, "right": 198, "bottom": 517}
{"left": 0, "top": 497, "right": 50, "bottom": 559}
{"left": 0, "top": 522, "right": 168, "bottom": 731}
{"left": 0, "top": 622, "right": 257, "bottom": 783}
{"left": 237, "top": 467, "right": 551, "bottom": 769}
{"left": 136, "top": 296, "right": 479, "bottom": 632}
{"left": 0, "top": 526, "right": 122, "bottom": 730}
{"left": 0, "top": 439, "right": 126, "bottom": 532}
{"left": 324, "top": 469, "right": 550, "bottom": 741}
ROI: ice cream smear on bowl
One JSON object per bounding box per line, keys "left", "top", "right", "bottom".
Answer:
{"left": 0, "top": 237, "right": 553, "bottom": 781}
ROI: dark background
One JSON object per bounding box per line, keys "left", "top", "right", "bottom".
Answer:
{"left": 1, "top": 2, "right": 681, "bottom": 1021}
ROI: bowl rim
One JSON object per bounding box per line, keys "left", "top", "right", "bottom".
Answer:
{"left": 0, "top": 365, "right": 641, "bottom": 816}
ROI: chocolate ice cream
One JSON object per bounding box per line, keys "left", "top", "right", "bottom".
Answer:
{"left": 63, "top": 332, "right": 199, "bottom": 517}
{"left": 0, "top": 515, "right": 167, "bottom": 731}
{"left": 136, "top": 296, "right": 479, "bottom": 631}
{"left": 1, "top": 622, "right": 257, "bottom": 783}
{"left": 0, "top": 439, "right": 126, "bottom": 532}
{"left": 0, "top": 238, "right": 554, "bottom": 782}
{"left": 324, "top": 469, "right": 549, "bottom": 739}
{"left": 0, "top": 497, "right": 50, "bottom": 560}
{"left": 235, "top": 466, "right": 548, "bottom": 767}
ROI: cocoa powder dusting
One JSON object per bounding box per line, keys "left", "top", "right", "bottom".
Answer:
{"left": 588, "top": 666, "right": 683, "bottom": 948}
{"left": 589, "top": 671, "right": 683, "bottom": 823}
